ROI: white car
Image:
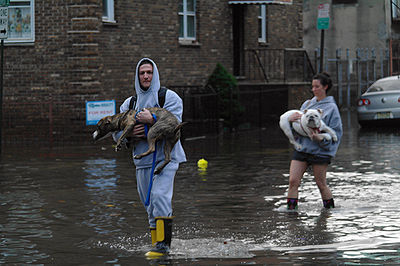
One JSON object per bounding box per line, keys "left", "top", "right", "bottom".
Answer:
{"left": 357, "top": 75, "right": 400, "bottom": 126}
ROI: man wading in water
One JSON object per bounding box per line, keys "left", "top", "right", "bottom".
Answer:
{"left": 113, "top": 58, "right": 186, "bottom": 257}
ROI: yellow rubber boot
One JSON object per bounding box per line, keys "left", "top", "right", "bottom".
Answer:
{"left": 145, "top": 217, "right": 173, "bottom": 258}
{"left": 150, "top": 227, "right": 156, "bottom": 246}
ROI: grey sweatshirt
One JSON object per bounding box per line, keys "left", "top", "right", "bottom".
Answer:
{"left": 295, "top": 96, "right": 343, "bottom": 158}
{"left": 113, "top": 58, "right": 186, "bottom": 168}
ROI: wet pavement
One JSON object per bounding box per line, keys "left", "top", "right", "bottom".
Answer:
{"left": 1, "top": 111, "right": 400, "bottom": 265}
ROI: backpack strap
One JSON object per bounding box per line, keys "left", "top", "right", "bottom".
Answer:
{"left": 158, "top": 87, "right": 168, "bottom": 108}
{"left": 129, "top": 95, "right": 137, "bottom": 110}
{"left": 128, "top": 87, "right": 168, "bottom": 110}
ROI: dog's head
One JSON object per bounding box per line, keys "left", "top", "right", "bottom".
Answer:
{"left": 92, "top": 116, "right": 115, "bottom": 142}
{"left": 302, "top": 109, "right": 323, "bottom": 129}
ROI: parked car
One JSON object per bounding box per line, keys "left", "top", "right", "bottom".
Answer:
{"left": 357, "top": 75, "right": 400, "bottom": 126}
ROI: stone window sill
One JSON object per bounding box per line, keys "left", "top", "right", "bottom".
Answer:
{"left": 179, "top": 39, "right": 201, "bottom": 47}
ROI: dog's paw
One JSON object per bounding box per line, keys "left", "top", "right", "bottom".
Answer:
{"left": 332, "top": 134, "right": 338, "bottom": 142}
{"left": 133, "top": 155, "right": 141, "bottom": 159}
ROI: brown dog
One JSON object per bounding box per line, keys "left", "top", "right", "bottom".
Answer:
{"left": 92, "top": 107, "right": 186, "bottom": 174}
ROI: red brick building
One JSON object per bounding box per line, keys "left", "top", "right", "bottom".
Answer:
{"left": 1, "top": 0, "right": 305, "bottom": 145}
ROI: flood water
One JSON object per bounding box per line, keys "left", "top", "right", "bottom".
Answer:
{"left": 1, "top": 111, "right": 400, "bottom": 265}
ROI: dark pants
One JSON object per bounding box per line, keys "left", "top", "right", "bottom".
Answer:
{"left": 292, "top": 151, "right": 331, "bottom": 165}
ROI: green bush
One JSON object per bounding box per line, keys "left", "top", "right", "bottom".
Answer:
{"left": 206, "top": 63, "right": 245, "bottom": 128}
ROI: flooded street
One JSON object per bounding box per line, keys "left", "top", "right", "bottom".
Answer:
{"left": 1, "top": 111, "right": 400, "bottom": 265}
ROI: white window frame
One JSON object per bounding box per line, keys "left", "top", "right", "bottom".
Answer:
{"left": 6, "top": 0, "right": 35, "bottom": 44}
{"left": 258, "top": 4, "right": 267, "bottom": 43}
{"left": 102, "top": 0, "right": 115, "bottom": 23}
{"left": 179, "top": 0, "right": 196, "bottom": 41}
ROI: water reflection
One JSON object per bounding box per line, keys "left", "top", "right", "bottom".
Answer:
{"left": 0, "top": 112, "right": 400, "bottom": 264}
{"left": 84, "top": 159, "right": 119, "bottom": 189}
{"left": 0, "top": 164, "right": 51, "bottom": 263}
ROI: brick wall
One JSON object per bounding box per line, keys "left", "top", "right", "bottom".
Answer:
{"left": 243, "top": 0, "right": 303, "bottom": 50}
{"left": 1, "top": 0, "right": 304, "bottom": 145}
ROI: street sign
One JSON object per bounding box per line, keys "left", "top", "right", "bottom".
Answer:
{"left": 0, "top": 7, "right": 7, "bottom": 39}
{"left": 0, "top": 0, "right": 9, "bottom": 7}
{"left": 317, "top": 3, "right": 330, "bottom": 30}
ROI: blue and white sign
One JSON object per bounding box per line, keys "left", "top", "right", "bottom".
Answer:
{"left": 86, "top": 100, "right": 116, "bottom": 125}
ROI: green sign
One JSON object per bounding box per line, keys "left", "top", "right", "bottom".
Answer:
{"left": 0, "top": 0, "right": 9, "bottom": 7}
{"left": 317, "top": 17, "right": 330, "bottom": 30}
{"left": 317, "top": 3, "right": 330, "bottom": 30}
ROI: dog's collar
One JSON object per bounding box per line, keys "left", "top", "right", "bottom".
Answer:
{"left": 299, "top": 121, "right": 307, "bottom": 135}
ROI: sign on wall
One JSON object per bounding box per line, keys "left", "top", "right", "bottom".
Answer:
{"left": 86, "top": 100, "right": 116, "bottom": 125}
{"left": 0, "top": 6, "right": 7, "bottom": 39}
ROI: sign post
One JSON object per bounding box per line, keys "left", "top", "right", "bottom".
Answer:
{"left": 317, "top": 3, "right": 330, "bottom": 73}
{"left": 0, "top": 0, "right": 8, "bottom": 155}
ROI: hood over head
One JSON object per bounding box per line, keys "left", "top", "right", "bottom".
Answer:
{"left": 134, "top": 58, "right": 161, "bottom": 110}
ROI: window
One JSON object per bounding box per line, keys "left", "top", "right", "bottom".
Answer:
{"left": 258, "top": 5, "right": 267, "bottom": 43}
{"left": 6, "top": 0, "right": 34, "bottom": 43}
{"left": 102, "top": 0, "right": 115, "bottom": 23}
{"left": 179, "top": 0, "right": 196, "bottom": 40}
{"left": 392, "top": 0, "right": 400, "bottom": 20}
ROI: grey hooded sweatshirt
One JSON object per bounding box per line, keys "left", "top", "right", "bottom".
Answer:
{"left": 295, "top": 96, "right": 343, "bottom": 158}
{"left": 113, "top": 58, "right": 186, "bottom": 168}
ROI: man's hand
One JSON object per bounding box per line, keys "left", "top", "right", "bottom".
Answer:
{"left": 135, "top": 108, "right": 154, "bottom": 124}
{"left": 131, "top": 124, "right": 146, "bottom": 139}
{"left": 130, "top": 108, "right": 155, "bottom": 139}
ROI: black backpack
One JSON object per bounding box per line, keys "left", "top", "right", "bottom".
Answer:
{"left": 129, "top": 87, "right": 168, "bottom": 110}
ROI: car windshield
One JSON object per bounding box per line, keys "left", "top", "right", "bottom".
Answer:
{"left": 366, "top": 79, "right": 400, "bottom": 92}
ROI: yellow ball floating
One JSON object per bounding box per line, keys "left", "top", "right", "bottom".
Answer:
{"left": 197, "top": 158, "right": 208, "bottom": 169}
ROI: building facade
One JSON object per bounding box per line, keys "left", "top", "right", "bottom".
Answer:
{"left": 2, "top": 0, "right": 304, "bottom": 145}
{"left": 303, "top": 0, "right": 400, "bottom": 107}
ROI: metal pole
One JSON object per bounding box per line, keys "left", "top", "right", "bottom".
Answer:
{"left": 0, "top": 39, "right": 3, "bottom": 155}
{"left": 371, "top": 48, "right": 376, "bottom": 82}
{"left": 366, "top": 48, "right": 369, "bottom": 89}
{"left": 315, "top": 48, "right": 320, "bottom": 74}
{"left": 380, "top": 49, "right": 384, "bottom": 78}
{"left": 336, "top": 48, "right": 342, "bottom": 108}
{"left": 387, "top": 49, "right": 390, "bottom": 76}
{"left": 357, "top": 48, "right": 362, "bottom": 98}
{"left": 49, "top": 98, "right": 53, "bottom": 147}
{"left": 320, "top": 30, "right": 325, "bottom": 73}
{"left": 346, "top": 48, "right": 351, "bottom": 109}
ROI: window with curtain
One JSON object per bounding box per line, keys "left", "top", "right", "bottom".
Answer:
{"left": 258, "top": 4, "right": 267, "bottom": 43}
{"left": 179, "top": 0, "right": 196, "bottom": 40}
{"left": 6, "top": 0, "right": 34, "bottom": 43}
{"left": 102, "top": 0, "right": 115, "bottom": 23}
